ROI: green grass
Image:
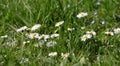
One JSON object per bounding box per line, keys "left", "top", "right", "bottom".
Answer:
{"left": 0, "top": 0, "right": 120, "bottom": 66}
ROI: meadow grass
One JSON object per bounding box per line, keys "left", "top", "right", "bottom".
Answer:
{"left": 0, "top": 0, "right": 120, "bottom": 66}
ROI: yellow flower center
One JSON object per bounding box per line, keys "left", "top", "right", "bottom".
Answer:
{"left": 83, "top": 35, "right": 87, "bottom": 38}
{"left": 107, "top": 32, "right": 111, "bottom": 35}
{"left": 88, "top": 32, "right": 93, "bottom": 34}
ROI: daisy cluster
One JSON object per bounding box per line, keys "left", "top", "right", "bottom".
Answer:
{"left": 13, "top": 20, "right": 75, "bottom": 48}
{"left": 14, "top": 21, "right": 72, "bottom": 59}
{"left": 1, "top": 11, "right": 120, "bottom": 62}
{"left": 76, "top": 12, "right": 120, "bottom": 41}
{"left": 1, "top": 12, "right": 120, "bottom": 47}
{"left": 81, "top": 31, "right": 96, "bottom": 41}
{"left": 16, "top": 23, "right": 61, "bottom": 47}
{"left": 48, "top": 52, "right": 70, "bottom": 59}
{"left": 0, "top": 0, "right": 120, "bottom": 65}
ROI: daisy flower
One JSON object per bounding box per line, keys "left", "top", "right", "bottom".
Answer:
{"left": 101, "top": 20, "right": 105, "bottom": 24}
{"left": 1, "top": 35, "right": 8, "bottom": 38}
{"left": 16, "top": 26, "right": 28, "bottom": 32}
{"left": 31, "top": 24, "right": 41, "bottom": 31}
{"left": 61, "top": 53, "right": 70, "bottom": 59}
{"left": 67, "top": 28, "right": 75, "bottom": 31}
{"left": 77, "top": 12, "right": 88, "bottom": 18}
{"left": 91, "top": 20, "right": 95, "bottom": 24}
{"left": 48, "top": 52, "right": 57, "bottom": 57}
{"left": 55, "top": 21, "right": 64, "bottom": 27}
{"left": 38, "top": 35, "right": 43, "bottom": 40}
{"left": 94, "top": 11, "right": 97, "bottom": 15}
{"left": 28, "top": 33, "right": 39, "bottom": 39}
{"left": 23, "top": 41, "right": 27, "bottom": 45}
{"left": 20, "top": 58, "right": 29, "bottom": 64}
{"left": 23, "top": 41, "right": 30, "bottom": 46}
{"left": 86, "top": 31, "right": 96, "bottom": 36}
{"left": 96, "top": 1, "right": 101, "bottom": 5}
{"left": 104, "top": 31, "right": 114, "bottom": 36}
{"left": 46, "top": 41, "right": 57, "bottom": 47}
{"left": 114, "top": 28, "right": 120, "bottom": 34}
{"left": 81, "top": 27, "right": 85, "bottom": 29}
{"left": 42, "top": 34, "right": 50, "bottom": 41}
{"left": 81, "top": 34, "right": 92, "bottom": 41}
{"left": 23, "top": 41, "right": 30, "bottom": 44}
{"left": 51, "top": 34, "right": 59, "bottom": 38}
